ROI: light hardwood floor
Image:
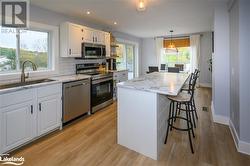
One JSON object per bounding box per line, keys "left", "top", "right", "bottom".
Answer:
{"left": 11, "top": 88, "right": 250, "bottom": 166}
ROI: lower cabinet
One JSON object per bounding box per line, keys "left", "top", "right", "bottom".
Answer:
{"left": 1, "top": 101, "right": 35, "bottom": 152}
{"left": 0, "top": 83, "right": 62, "bottom": 153}
{"left": 38, "top": 94, "right": 61, "bottom": 136}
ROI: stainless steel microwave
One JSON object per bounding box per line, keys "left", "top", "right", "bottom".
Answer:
{"left": 81, "top": 43, "right": 106, "bottom": 59}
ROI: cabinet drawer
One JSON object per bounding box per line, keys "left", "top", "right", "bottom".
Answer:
{"left": 37, "top": 83, "right": 62, "bottom": 98}
{"left": 0, "top": 89, "right": 34, "bottom": 108}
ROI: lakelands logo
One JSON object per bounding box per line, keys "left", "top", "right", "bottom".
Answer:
{"left": 0, "top": 0, "right": 30, "bottom": 28}
{"left": 0, "top": 154, "right": 25, "bottom": 165}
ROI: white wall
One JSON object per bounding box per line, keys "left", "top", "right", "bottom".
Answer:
{"left": 212, "top": 2, "right": 230, "bottom": 118}
{"left": 141, "top": 38, "right": 157, "bottom": 75}
{"left": 199, "top": 32, "right": 212, "bottom": 87}
{"left": 228, "top": 0, "right": 250, "bottom": 151}
{"left": 238, "top": 0, "right": 250, "bottom": 143}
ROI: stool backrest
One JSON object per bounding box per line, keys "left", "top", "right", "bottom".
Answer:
{"left": 148, "top": 66, "right": 159, "bottom": 73}
{"left": 168, "top": 67, "right": 180, "bottom": 73}
{"left": 160, "top": 64, "right": 166, "bottom": 70}
{"left": 190, "top": 75, "right": 198, "bottom": 101}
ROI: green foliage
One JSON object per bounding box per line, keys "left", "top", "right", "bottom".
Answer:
{"left": 161, "top": 47, "right": 190, "bottom": 66}
{"left": 0, "top": 47, "right": 48, "bottom": 72}
{"left": 0, "top": 47, "right": 17, "bottom": 70}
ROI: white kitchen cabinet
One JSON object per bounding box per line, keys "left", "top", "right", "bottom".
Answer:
{"left": 83, "top": 27, "right": 105, "bottom": 45}
{"left": 0, "top": 83, "right": 62, "bottom": 153}
{"left": 113, "top": 70, "right": 129, "bottom": 100}
{"left": 1, "top": 101, "right": 35, "bottom": 152}
{"left": 105, "top": 32, "right": 111, "bottom": 57}
{"left": 38, "top": 94, "right": 61, "bottom": 136}
{"left": 83, "top": 27, "right": 94, "bottom": 44}
{"left": 94, "top": 30, "right": 105, "bottom": 45}
{"left": 60, "top": 22, "right": 84, "bottom": 57}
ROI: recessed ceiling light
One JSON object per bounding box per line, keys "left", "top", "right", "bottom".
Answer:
{"left": 86, "top": 11, "right": 90, "bottom": 15}
{"left": 114, "top": 22, "right": 117, "bottom": 25}
{"left": 137, "top": 0, "right": 146, "bottom": 11}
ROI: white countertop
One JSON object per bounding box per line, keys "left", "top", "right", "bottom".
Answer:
{"left": 0, "top": 74, "right": 91, "bottom": 95}
{"left": 108, "top": 69, "right": 128, "bottom": 73}
{"left": 50, "top": 74, "right": 91, "bottom": 82}
{"left": 117, "top": 72, "right": 189, "bottom": 96}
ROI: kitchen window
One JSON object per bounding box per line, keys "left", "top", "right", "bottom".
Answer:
{"left": 0, "top": 26, "right": 51, "bottom": 73}
{"left": 160, "top": 37, "right": 191, "bottom": 71}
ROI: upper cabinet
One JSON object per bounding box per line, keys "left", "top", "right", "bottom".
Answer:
{"left": 60, "top": 22, "right": 84, "bottom": 58}
{"left": 83, "top": 27, "right": 105, "bottom": 45}
{"left": 105, "top": 32, "right": 111, "bottom": 57}
{"left": 60, "top": 22, "right": 109, "bottom": 58}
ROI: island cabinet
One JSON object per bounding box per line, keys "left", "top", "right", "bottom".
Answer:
{"left": 117, "top": 72, "right": 189, "bottom": 160}
{"left": 0, "top": 83, "right": 62, "bottom": 153}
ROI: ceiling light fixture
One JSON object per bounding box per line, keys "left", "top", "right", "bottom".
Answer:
{"left": 114, "top": 22, "right": 117, "bottom": 25}
{"left": 168, "top": 30, "right": 179, "bottom": 53}
{"left": 86, "top": 11, "right": 90, "bottom": 15}
{"left": 137, "top": 0, "right": 146, "bottom": 11}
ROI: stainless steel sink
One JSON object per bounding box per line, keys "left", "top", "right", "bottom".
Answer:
{"left": 0, "top": 79, "right": 55, "bottom": 90}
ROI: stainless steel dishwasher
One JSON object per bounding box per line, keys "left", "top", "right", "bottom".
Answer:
{"left": 63, "top": 79, "right": 90, "bottom": 124}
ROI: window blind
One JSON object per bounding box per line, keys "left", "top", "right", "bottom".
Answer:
{"left": 163, "top": 38, "right": 190, "bottom": 48}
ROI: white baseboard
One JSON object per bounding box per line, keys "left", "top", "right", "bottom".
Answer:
{"left": 229, "top": 120, "right": 250, "bottom": 155}
{"left": 211, "top": 101, "right": 229, "bottom": 125}
{"left": 199, "top": 83, "right": 212, "bottom": 88}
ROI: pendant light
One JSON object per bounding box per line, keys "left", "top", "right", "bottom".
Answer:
{"left": 168, "top": 30, "right": 178, "bottom": 53}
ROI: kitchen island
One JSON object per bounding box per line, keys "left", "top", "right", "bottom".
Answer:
{"left": 117, "top": 72, "right": 189, "bottom": 160}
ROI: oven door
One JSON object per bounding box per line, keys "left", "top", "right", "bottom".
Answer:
{"left": 82, "top": 43, "right": 103, "bottom": 59}
{"left": 91, "top": 77, "right": 113, "bottom": 111}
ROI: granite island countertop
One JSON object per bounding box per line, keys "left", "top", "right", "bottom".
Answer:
{"left": 117, "top": 72, "right": 189, "bottom": 96}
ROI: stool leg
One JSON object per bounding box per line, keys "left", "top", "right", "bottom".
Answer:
{"left": 164, "top": 101, "right": 172, "bottom": 144}
{"left": 174, "top": 102, "right": 178, "bottom": 122}
{"left": 192, "top": 98, "right": 198, "bottom": 119}
{"left": 185, "top": 103, "right": 194, "bottom": 153}
{"left": 187, "top": 104, "right": 195, "bottom": 138}
{"left": 170, "top": 101, "right": 175, "bottom": 131}
{"left": 189, "top": 102, "right": 196, "bottom": 128}
{"left": 178, "top": 103, "right": 181, "bottom": 115}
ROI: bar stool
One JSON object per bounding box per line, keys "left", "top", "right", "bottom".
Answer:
{"left": 180, "top": 69, "right": 200, "bottom": 127}
{"left": 164, "top": 75, "right": 198, "bottom": 153}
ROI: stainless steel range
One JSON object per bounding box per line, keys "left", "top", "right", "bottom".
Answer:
{"left": 76, "top": 63, "right": 113, "bottom": 113}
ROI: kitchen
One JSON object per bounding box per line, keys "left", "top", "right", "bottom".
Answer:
{"left": 0, "top": 0, "right": 250, "bottom": 165}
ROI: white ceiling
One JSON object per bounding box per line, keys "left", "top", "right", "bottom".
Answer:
{"left": 30, "top": 0, "right": 228, "bottom": 38}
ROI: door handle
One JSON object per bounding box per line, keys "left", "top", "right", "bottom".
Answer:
{"left": 39, "top": 103, "right": 41, "bottom": 111}
{"left": 69, "top": 49, "right": 72, "bottom": 55}
{"left": 31, "top": 105, "right": 33, "bottom": 114}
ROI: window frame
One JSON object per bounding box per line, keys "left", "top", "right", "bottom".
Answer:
{"left": 160, "top": 47, "right": 191, "bottom": 71}
{"left": 0, "top": 21, "right": 59, "bottom": 82}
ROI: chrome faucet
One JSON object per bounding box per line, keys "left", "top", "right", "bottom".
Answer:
{"left": 21, "top": 60, "right": 37, "bottom": 83}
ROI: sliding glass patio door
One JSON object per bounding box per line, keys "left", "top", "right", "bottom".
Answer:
{"left": 116, "top": 43, "right": 135, "bottom": 80}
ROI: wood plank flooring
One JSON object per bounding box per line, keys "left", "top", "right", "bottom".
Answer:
{"left": 11, "top": 88, "right": 250, "bottom": 166}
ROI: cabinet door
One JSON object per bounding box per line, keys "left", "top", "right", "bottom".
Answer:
{"left": 105, "top": 33, "right": 111, "bottom": 57}
{"left": 38, "top": 94, "right": 61, "bottom": 136}
{"left": 84, "top": 28, "right": 94, "bottom": 43}
{"left": 95, "top": 31, "right": 105, "bottom": 45}
{"left": 68, "top": 24, "right": 83, "bottom": 57}
{"left": 1, "top": 101, "right": 34, "bottom": 152}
